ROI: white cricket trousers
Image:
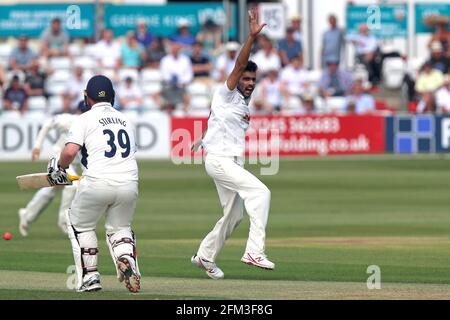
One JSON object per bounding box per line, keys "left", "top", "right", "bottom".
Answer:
{"left": 197, "top": 154, "right": 271, "bottom": 262}
{"left": 68, "top": 176, "right": 138, "bottom": 233}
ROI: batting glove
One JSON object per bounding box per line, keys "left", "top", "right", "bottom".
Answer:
{"left": 47, "top": 156, "right": 66, "bottom": 181}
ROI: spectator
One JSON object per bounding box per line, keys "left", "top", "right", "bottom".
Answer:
{"left": 62, "top": 66, "right": 88, "bottom": 114}
{"left": 300, "top": 92, "right": 315, "bottom": 114}
{"left": 415, "top": 61, "right": 444, "bottom": 113}
{"left": 280, "top": 55, "right": 310, "bottom": 97}
{"left": 214, "top": 41, "right": 239, "bottom": 82}
{"left": 254, "top": 69, "right": 286, "bottom": 114}
{"left": 121, "top": 31, "right": 145, "bottom": 69}
{"left": 95, "top": 29, "right": 121, "bottom": 69}
{"left": 344, "top": 79, "right": 375, "bottom": 114}
{"left": 319, "top": 59, "right": 353, "bottom": 98}
{"left": 251, "top": 34, "right": 282, "bottom": 80}
{"left": 144, "top": 37, "right": 166, "bottom": 69}
{"left": 428, "top": 41, "right": 450, "bottom": 73}
{"left": 40, "top": 17, "right": 69, "bottom": 58}
{"left": 0, "top": 65, "right": 5, "bottom": 88}
{"left": 196, "top": 19, "right": 222, "bottom": 56}
{"left": 321, "top": 14, "right": 345, "bottom": 68}
{"left": 3, "top": 75, "right": 28, "bottom": 114}
{"left": 436, "top": 75, "right": 450, "bottom": 114}
{"left": 289, "top": 14, "right": 302, "bottom": 43}
{"left": 117, "top": 76, "right": 144, "bottom": 111}
{"left": 278, "top": 27, "right": 303, "bottom": 67}
{"left": 347, "top": 24, "right": 381, "bottom": 84}
{"left": 24, "top": 59, "right": 49, "bottom": 98}
{"left": 159, "top": 41, "right": 193, "bottom": 113}
{"left": 190, "top": 42, "right": 213, "bottom": 81}
{"left": 9, "top": 35, "right": 36, "bottom": 72}
{"left": 171, "top": 19, "right": 196, "bottom": 48}
{"left": 428, "top": 16, "right": 450, "bottom": 57}
{"left": 135, "top": 18, "right": 154, "bottom": 48}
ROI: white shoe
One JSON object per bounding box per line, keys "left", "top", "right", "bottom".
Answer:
{"left": 241, "top": 252, "right": 275, "bottom": 270}
{"left": 117, "top": 255, "right": 141, "bottom": 293}
{"left": 76, "top": 273, "right": 102, "bottom": 292}
{"left": 18, "top": 208, "right": 29, "bottom": 237}
{"left": 191, "top": 254, "right": 224, "bottom": 280}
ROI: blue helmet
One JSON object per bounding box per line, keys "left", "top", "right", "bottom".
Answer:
{"left": 84, "top": 75, "right": 115, "bottom": 107}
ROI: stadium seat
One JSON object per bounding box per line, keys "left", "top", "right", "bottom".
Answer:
{"left": 28, "top": 96, "right": 47, "bottom": 113}
{"left": 74, "top": 56, "right": 97, "bottom": 69}
{"left": 49, "top": 57, "right": 71, "bottom": 69}
{"left": 49, "top": 70, "right": 71, "bottom": 82}
{"left": 286, "top": 96, "right": 302, "bottom": 110}
{"left": 142, "top": 82, "right": 162, "bottom": 95}
{"left": 140, "top": 69, "right": 162, "bottom": 83}
{"left": 47, "top": 82, "right": 67, "bottom": 96}
{"left": 187, "top": 82, "right": 209, "bottom": 96}
{"left": 83, "top": 44, "right": 98, "bottom": 57}
{"left": 190, "top": 96, "right": 211, "bottom": 110}
{"left": 0, "top": 44, "right": 12, "bottom": 61}
{"left": 48, "top": 95, "right": 64, "bottom": 114}
{"left": 353, "top": 64, "right": 369, "bottom": 82}
{"left": 68, "top": 42, "right": 83, "bottom": 57}
{"left": 306, "top": 70, "right": 321, "bottom": 86}
{"left": 143, "top": 97, "right": 159, "bottom": 110}
{"left": 325, "top": 97, "right": 346, "bottom": 113}
{"left": 382, "top": 57, "right": 406, "bottom": 89}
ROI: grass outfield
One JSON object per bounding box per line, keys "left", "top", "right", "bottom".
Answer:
{"left": 1, "top": 156, "right": 450, "bottom": 299}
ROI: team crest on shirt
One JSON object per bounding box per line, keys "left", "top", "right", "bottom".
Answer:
{"left": 243, "top": 113, "right": 250, "bottom": 124}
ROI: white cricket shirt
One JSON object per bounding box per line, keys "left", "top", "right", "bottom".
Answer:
{"left": 35, "top": 113, "right": 77, "bottom": 152}
{"left": 202, "top": 83, "right": 251, "bottom": 157}
{"left": 66, "top": 102, "right": 138, "bottom": 183}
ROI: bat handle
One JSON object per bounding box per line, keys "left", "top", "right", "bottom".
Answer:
{"left": 68, "top": 175, "right": 81, "bottom": 182}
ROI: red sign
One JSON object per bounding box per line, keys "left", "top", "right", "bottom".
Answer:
{"left": 171, "top": 115, "right": 385, "bottom": 157}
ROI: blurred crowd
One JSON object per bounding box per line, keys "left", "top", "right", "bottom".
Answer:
{"left": 0, "top": 13, "right": 449, "bottom": 118}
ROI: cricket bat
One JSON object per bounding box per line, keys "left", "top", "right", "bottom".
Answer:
{"left": 16, "top": 173, "right": 81, "bottom": 190}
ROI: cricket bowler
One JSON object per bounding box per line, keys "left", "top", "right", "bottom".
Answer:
{"left": 191, "top": 9, "right": 275, "bottom": 279}
{"left": 50, "top": 75, "right": 141, "bottom": 292}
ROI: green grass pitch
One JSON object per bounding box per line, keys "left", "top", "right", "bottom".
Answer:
{"left": 1, "top": 156, "right": 450, "bottom": 299}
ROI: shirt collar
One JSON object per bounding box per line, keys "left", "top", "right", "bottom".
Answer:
{"left": 91, "top": 102, "right": 112, "bottom": 109}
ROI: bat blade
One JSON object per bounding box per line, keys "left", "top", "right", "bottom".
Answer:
{"left": 16, "top": 173, "right": 80, "bottom": 190}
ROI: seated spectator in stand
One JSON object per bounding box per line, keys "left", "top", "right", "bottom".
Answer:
{"left": 344, "top": 79, "right": 375, "bottom": 114}
{"left": 214, "top": 41, "right": 239, "bottom": 82}
{"left": 319, "top": 59, "right": 353, "bottom": 98}
{"left": 253, "top": 69, "right": 286, "bottom": 114}
{"left": 40, "top": 18, "right": 69, "bottom": 58}
{"left": 95, "top": 29, "right": 121, "bottom": 69}
{"left": 0, "top": 65, "right": 5, "bottom": 88}
{"left": 196, "top": 19, "right": 222, "bottom": 56}
{"left": 428, "top": 41, "right": 450, "bottom": 73}
{"left": 62, "top": 66, "right": 88, "bottom": 114}
{"left": 278, "top": 27, "right": 303, "bottom": 67}
{"left": 252, "top": 34, "right": 281, "bottom": 80}
{"left": 171, "top": 19, "right": 196, "bottom": 48}
{"left": 415, "top": 61, "right": 444, "bottom": 113}
{"left": 24, "top": 59, "right": 49, "bottom": 98}
{"left": 436, "top": 75, "right": 450, "bottom": 114}
{"left": 428, "top": 17, "right": 450, "bottom": 57}
{"left": 121, "top": 31, "right": 145, "bottom": 69}
{"left": 300, "top": 92, "right": 315, "bottom": 114}
{"left": 117, "top": 76, "right": 144, "bottom": 111}
{"left": 159, "top": 41, "right": 193, "bottom": 113}
{"left": 280, "top": 55, "right": 310, "bottom": 98}
{"left": 190, "top": 42, "right": 212, "bottom": 81}
{"left": 290, "top": 14, "right": 303, "bottom": 43}
{"left": 3, "top": 75, "right": 28, "bottom": 114}
{"left": 9, "top": 35, "right": 36, "bottom": 72}
{"left": 347, "top": 24, "right": 380, "bottom": 84}
{"left": 135, "top": 18, "right": 154, "bottom": 48}
{"left": 321, "top": 14, "right": 345, "bottom": 68}
{"left": 144, "top": 37, "right": 166, "bottom": 69}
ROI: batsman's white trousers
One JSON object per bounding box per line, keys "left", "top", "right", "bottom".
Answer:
{"left": 197, "top": 154, "right": 271, "bottom": 262}
{"left": 69, "top": 176, "right": 138, "bottom": 233}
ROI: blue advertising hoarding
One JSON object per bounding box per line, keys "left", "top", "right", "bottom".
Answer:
{"left": 415, "top": 3, "right": 450, "bottom": 34}
{"left": 104, "top": 3, "right": 237, "bottom": 38}
{"left": 0, "top": 3, "right": 95, "bottom": 38}
{"left": 346, "top": 4, "right": 408, "bottom": 38}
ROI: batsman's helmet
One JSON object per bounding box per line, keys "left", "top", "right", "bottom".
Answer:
{"left": 84, "top": 75, "right": 115, "bottom": 107}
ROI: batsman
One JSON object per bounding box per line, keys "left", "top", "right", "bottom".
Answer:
{"left": 49, "top": 75, "right": 141, "bottom": 292}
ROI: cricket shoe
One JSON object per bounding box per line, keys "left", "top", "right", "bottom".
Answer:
{"left": 77, "top": 273, "right": 102, "bottom": 292}
{"left": 117, "top": 255, "right": 140, "bottom": 293}
{"left": 18, "top": 208, "right": 29, "bottom": 237}
{"left": 191, "top": 254, "right": 224, "bottom": 280}
{"left": 241, "top": 253, "right": 275, "bottom": 270}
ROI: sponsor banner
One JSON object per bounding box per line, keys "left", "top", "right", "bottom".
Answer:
{"left": 0, "top": 113, "right": 170, "bottom": 160}
{"left": 170, "top": 115, "right": 385, "bottom": 157}
{"left": 0, "top": 3, "right": 95, "bottom": 38}
{"left": 104, "top": 3, "right": 237, "bottom": 38}
{"left": 415, "top": 3, "right": 450, "bottom": 34}
{"left": 434, "top": 116, "right": 450, "bottom": 153}
{"left": 346, "top": 4, "right": 408, "bottom": 38}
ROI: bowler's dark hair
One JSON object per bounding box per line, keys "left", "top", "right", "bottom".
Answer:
{"left": 245, "top": 60, "right": 258, "bottom": 73}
